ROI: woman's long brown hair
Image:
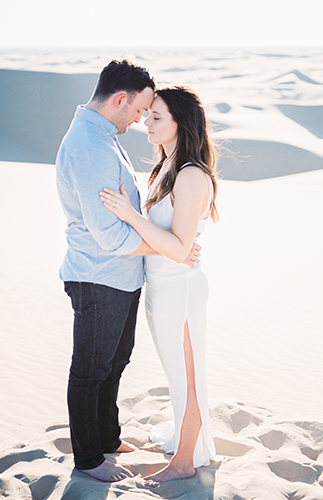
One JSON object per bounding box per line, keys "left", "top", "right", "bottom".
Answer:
{"left": 145, "top": 86, "right": 218, "bottom": 221}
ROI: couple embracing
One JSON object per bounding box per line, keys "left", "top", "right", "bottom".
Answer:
{"left": 56, "top": 59, "right": 218, "bottom": 485}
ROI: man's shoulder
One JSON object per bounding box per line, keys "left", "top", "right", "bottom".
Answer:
{"left": 67, "top": 116, "right": 115, "bottom": 148}
{"left": 58, "top": 121, "right": 118, "bottom": 165}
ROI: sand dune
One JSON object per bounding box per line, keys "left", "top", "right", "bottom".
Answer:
{"left": 215, "top": 138, "right": 323, "bottom": 180}
{"left": 275, "top": 104, "right": 323, "bottom": 138}
{"left": 1, "top": 49, "right": 323, "bottom": 499}
{"left": 0, "top": 69, "right": 98, "bottom": 164}
{"left": 1, "top": 49, "right": 322, "bottom": 180}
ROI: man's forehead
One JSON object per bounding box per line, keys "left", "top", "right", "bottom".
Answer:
{"left": 134, "top": 87, "right": 154, "bottom": 106}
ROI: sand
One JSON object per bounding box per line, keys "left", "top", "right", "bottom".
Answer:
{"left": 1, "top": 49, "right": 323, "bottom": 499}
{"left": 1, "top": 48, "right": 323, "bottom": 179}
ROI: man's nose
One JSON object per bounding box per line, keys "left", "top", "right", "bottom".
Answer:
{"left": 134, "top": 112, "right": 143, "bottom": 124}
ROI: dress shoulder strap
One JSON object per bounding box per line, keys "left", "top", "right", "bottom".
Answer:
{"left": 179, "top": 161, "right": 201, "bottom": 171}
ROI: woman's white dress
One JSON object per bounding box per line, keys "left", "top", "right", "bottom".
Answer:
{"left": 144, "top": 170, "right": 216, "bottom": 468}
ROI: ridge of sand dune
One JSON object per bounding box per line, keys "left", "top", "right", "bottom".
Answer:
{"left": 275, "top": 104, "right": 323, "bottom": 138}
{"left": 265, "top": 69, "right": 323, "bottom": 86}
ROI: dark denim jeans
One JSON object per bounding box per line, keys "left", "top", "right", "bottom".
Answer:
{"left": 64, "top": 281, "right": 141, "bottom": 470}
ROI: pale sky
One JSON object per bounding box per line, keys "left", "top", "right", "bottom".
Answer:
{"left": 1, "top": 0, "right": 323, "bottom": 50}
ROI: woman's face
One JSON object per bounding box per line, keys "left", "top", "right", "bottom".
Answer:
{"left": 144, "top": 96, "right": 178, "bottom": 154}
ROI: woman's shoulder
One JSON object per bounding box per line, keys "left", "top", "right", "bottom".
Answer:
{"left": 174, "top": 164, "right": 209, "bottom": 197}
{"left": 177, "top": 163, "right": 209, "bottom": 183}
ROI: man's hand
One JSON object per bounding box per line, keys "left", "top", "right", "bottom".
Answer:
{"left": 183, "top": 241, "right": 201, "bottom": 267}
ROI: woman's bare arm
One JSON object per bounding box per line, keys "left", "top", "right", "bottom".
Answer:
{"left": 100, "top": 167, "right": 208, "bottom": 263}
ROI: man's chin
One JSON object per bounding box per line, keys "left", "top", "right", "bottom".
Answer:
{"left": 118, "top": 127, "right": 128, "bottom": 135}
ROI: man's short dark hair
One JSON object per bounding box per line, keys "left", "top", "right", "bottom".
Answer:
{"left": 92, "top": 59, "right": 155, "bottom": 102}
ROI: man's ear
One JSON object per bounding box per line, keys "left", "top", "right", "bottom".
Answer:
{"left": 113, "top": 92, "right": 127, "bottom": 109}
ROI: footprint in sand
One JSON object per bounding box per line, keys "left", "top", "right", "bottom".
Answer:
{"left": 46, "top": 424, "right": 73, "bottom": 455}
{"left": 268, "top": 459, "right": 318, "bottom": 484}
{"left": 15, "top": 474, "right": 59, "bottom": 499}
{"left": 257, "top": 429, "right": 287, "bottom": 451}
{"left": 0, "top": 448, "right": 48, "bottom": 474}
{"left": 120, "top": 387, "right": 171, "bottom": 415}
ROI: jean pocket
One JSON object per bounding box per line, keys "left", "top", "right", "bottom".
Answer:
{"left": 64, "top": 281, "right": 83, "bottom": 314}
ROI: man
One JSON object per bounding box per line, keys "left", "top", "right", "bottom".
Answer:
{"left": 56, "top": 59, "right": 199, "bottom": 482}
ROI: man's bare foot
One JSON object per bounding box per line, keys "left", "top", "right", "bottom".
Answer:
{"left": 115, "top": 441, "right": 137, "bottom": 453}
{"left": 144, "top": 462, "right": 196, "bottom": 485}
{"left": 80, "top": 460, "right": 133, "bottom": 482}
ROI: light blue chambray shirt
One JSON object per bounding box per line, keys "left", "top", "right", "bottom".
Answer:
{"left": 56, "top": 106, "right": 144, "bottom": 292}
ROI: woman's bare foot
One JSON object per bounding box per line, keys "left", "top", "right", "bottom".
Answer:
{"left": 144, "top": 462, "right": 196, "bottom": 485}
{"left": 115, "top": 441, "right": 137, "bottom": 453}
{"left": 80, "top": 460, "right": 133, "bottom": 482}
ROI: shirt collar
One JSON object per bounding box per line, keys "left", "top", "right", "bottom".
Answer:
{"left": 75, "top": 105, "right": 118, "bottom": 138}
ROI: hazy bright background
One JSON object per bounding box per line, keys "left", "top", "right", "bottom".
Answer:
{"left": 1, "top": 0, "right": 323, "bottom": 50}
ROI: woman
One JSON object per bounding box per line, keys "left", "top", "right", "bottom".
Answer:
{"left": 100, "top": 86, "right": 218, "bottom": 483}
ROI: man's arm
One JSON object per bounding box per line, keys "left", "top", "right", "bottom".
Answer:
{"left": 131, "top": 240, "right": 201, "bottom": 267}
{"left": 130, "top": 240, "right": 157, "bottom": 256}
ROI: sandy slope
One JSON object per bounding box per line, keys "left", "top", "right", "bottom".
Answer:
{"left": 1, "top": 161, "right": 323, "bottom": 499}
{"left": 1, "top": 49, "right": 323, "bottom": 180}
